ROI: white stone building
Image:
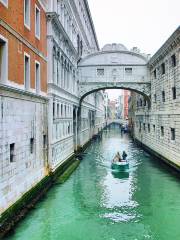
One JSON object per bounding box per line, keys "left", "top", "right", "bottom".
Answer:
{"left": 129, "top": 27, "right": 180, "bottom": 169}
{"left": 46, "top": 0, "right": 105, "bottom": 171}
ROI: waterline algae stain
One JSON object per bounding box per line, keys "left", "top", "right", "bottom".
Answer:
{"left": 6, "top": 128, "right": 180, "bottom": 240}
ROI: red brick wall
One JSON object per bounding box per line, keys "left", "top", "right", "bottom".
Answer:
{"left": 0, "top": 0, "right": 47, "bottom": 92}
{"left": 124, "top": 90, "right": 129, "bottom": 119}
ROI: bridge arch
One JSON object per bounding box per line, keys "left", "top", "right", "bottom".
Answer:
{"left": 78, "top": 44, "right": 151, "bottom": 104}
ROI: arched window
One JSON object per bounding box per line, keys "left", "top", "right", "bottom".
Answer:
{"left": 140, "top": 98, "right": 142, "bottom": 107}
{"left": 53, "top": 101, "right": 55, "bottom": 118}
{"left": 61, "top": 55, "right": 64, "bottom": 88}
{"left": 53, "top": 46, "right": 57, "bottom": 84}
{"left": 64, "top": 59, "right": 67, "bottom": 89}
{"left": 64, "top": 105, "right": 66, "bottom": 117}
{"left": 57, "top": 103, "right": 60, "bottom": 118}
{"left": 67, "top": 62, "right": 70, "bottom": 89}
{"left": 68, "top": 105, "right": 70, "bottom": 116}
{"left": 57, "top": 51, "right": 60, "bottom": 85}
{"left": 68, "top": 122, "right": 70, "bottom": 134}
{"left": 61, "top": 104, "right": 63, "bottom": 117}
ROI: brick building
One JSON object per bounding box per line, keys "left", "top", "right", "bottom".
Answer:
{"left": 123, "top": 90, "right": 129, "bottom": 120}
{"left": 0, "top": 0, "right": 48, "bottom": 214}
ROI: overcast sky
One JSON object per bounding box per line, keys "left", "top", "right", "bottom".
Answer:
{"left": 87, "top": 0, "right": 180, "bottom": 100}
{"left": 88, "top": 0, "right": 180, "bottom": 55}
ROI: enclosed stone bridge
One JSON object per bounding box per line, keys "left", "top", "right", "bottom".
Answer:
{"left": 78, "top": 44, "right": 151, "bottom": 102}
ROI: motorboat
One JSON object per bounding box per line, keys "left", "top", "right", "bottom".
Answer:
{"left": 111, "top": 153, "right": 129, "bottom": 171}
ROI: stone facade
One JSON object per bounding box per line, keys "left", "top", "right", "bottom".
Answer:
{"left": 129, "top": 27, "right": 180, "bottom": 169}
{"left": 78, "top": 47, "right": 150, "bottom": 99}
{"left": 46, "top": 0, "right": 105, "bottom": 171}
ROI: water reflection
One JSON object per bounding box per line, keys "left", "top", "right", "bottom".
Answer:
{"left": 111, "top": 170, "right": 129, "bottom": 179}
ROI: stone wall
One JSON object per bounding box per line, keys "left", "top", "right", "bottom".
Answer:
{"left": 129, "top": 27, "right": 180, "bottom": 169}
{"left": 0, "top": 88, "right": 48, "bottom": 214}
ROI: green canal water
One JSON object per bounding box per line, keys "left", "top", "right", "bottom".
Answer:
{"left": 6, "top": 128, "right": 180, "bottom": 240}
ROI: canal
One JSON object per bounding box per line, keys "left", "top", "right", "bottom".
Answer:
{"left": 6, "top": 127, "right": 180, "bottom": 240}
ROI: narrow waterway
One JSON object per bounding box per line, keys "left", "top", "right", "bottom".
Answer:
{"left": 7, "top": 127, "right": 180, "bottom": 240}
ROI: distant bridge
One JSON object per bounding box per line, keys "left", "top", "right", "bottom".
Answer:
{"left": 106, "top": 119, "right": 128, "bottom": 126}
{"left": 78, "top": 46, "right": 151, "bottom": 103}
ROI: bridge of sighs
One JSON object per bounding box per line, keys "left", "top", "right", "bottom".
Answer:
{"left": 78, "top": 44, "right": 151, "bottom": 103}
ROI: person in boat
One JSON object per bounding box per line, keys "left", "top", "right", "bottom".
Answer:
{"left": 113, "top": 152, "right": 122, "bottom": 162}
{"left": 122, "top": 151, "right": 127, "bottom": 161}
{"left": 117, "top": 152, "right": 122, "bottom": 162}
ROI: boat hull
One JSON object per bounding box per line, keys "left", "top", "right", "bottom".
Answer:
{"left": 111, "top": 162, "right": 129, "bottom": 171}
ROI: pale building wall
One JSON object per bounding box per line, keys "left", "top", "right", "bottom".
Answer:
{"left": 0, "top": 90, "right": 48, "bottom": 214}
{"left": 130, "top": 28, "right": 180, "bottom": 167}
{"left": 46, "top": 0, "right": 104, "bottom": 171}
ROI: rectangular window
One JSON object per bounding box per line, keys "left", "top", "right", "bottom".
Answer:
{"left": 161, "top": 63, "right": 165, "bottom": 75}
{"left": 171, "top": 54, "right": 176, "bottom": 67}
{"left": 24, "top": 53, "right": 30, "bottom": 90}
{"left": 139, "top": 122, "right": 141, "bottom": 132}
{"left": 125, "top": 68, "right": 132, "bottom": 75}
{"left": 162, "top": 91, "right": 165, "bottom": 102}
{"left": 171, "top": 128, "right": 175, "bottom": 141}
{"left": 148, "top": 124, "right": 150, "bottom": 133}
{"left": 0, "top": 0, "right": 8, "bottom": 8}
{"left": 97, "top": 68, "right": 104, "bottom": 76}
{"left": 140, "top": 99, "right": 142, "bottom": 107}
{"left": 172, "top": 87, "right": 176, "bottom": 100}
{"left": 53, "top": 102, "right": 55, "bottom": 118}
{"left": 153, "top": 69, "right": 156, "bottom": 79}
{"left": 0, "top": 36, "right": 8, "bottom": 83}
{"left": 43, "top": 135, "right": 47, "bottom": 149}
{"left": 35, "top": 5, "right": 40, "bottom": 39}
{"left": 35, "top": 61, "right": 40, "bottom": 93}
{"left": 154, "top": 94, "right": 157, "bottom": 103}
{"left": 30, "top": 138, "right": 34, "bottom": 154}
{"left": 161, "top": 126, "right": 164, "bottom": 137}
{"left": 143, "top": 123, "right": 146, "bottom": 131}
{"left": 24, "top": 0, "right": 30, "bottom": 29}
{"left": 144, "top": 99, "right": 146, "bottom": 106}
{"left": 10, "top": 143, "right": 15, "bottom": 162}
{"left": 153, "top": 125, "right": 155, "bottom": 132}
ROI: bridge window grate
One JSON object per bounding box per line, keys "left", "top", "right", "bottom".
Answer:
{"left": 125, "top": 68, "right": 132, "bottom": 75}
{"left": 97, "top": 68, "right": 104, "bottom": 76}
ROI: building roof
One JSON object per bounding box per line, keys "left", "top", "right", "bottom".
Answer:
{"left": 102, "top": 43, "right": 128, "bottom": 52}
{"left": 148, "top": 26, "right": 180, "bottom": 67}
{"left": 84, "top": 0, "right": 100, "bottom": 51}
